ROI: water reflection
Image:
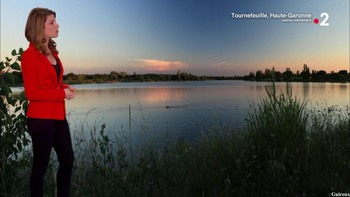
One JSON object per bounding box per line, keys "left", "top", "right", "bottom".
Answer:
{"left": 66, "top": 81, "right": 350, "bottom": 143}
{"left": 302, "top": 82, "right": 310, "bottom": 100}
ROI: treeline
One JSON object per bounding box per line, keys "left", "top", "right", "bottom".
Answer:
{"left": 1, "top": 70, "right": 242, "bottom": 86}
{"left": 4, "top": 65, "right": 350, "bottom": 86}
{"left": 243, "top": 64, "right": 350, "bottom": 82}
{"left": 63, "top": 70, "right": 240, "bottom": 84}
{"left": 63, "top": 64, "right": 350, "bottom": 85}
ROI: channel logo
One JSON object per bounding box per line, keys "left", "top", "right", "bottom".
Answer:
{"left": 314, "top": 12, "right": 329, "bottom": 26}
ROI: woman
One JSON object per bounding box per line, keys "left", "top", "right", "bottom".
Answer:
{"left": 21, "top": 7, "right": 76, "bottom": 197}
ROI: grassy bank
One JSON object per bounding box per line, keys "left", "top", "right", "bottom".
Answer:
{"left": 2, "top": 86, "right": 350, "bottom": 196}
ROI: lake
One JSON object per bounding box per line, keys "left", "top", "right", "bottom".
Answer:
{"left": 65, "top": 81, "right": 349, "bottom": 144}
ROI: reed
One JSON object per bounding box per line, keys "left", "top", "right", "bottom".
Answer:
{"left": 241, "top": 83, "right": 309, "bottom": 195}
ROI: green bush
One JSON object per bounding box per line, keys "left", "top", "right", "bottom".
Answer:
{"left": 0, "top": 48, "right": 30, "bottom": 196}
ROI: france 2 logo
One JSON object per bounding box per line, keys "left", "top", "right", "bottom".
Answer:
{"left": 314, "top": 12, "right": 329, "bottom": 26}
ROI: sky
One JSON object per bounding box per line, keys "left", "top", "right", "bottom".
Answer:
{"left": 1, "top": 0, "right": 349, "bottom": 76}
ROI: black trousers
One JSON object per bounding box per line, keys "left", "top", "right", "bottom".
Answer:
{"left": 27, "top": 118, "right": 74, "bottom": 197}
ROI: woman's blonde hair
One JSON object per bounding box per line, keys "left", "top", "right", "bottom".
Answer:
{"left": 25, "top": 7, "right": 58, "bottom": 54}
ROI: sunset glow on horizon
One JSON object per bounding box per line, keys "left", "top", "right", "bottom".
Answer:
{"left": 136, "top": 59, "right": 188, "bottom": 72}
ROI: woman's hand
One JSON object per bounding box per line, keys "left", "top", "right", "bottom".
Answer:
{"left": 68, "top": 86, "right": 77, "bottom": 95}
{"left": 64, "top": 86, "right": 76, "bottom": 100}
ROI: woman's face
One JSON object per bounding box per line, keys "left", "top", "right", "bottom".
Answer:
{"left": 44, "top": 14, "right": 59, "bottom": 39}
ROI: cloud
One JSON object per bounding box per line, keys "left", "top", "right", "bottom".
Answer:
{"left": 212, "top": 62, "right": 233, "bottom": 66}
{"left": 136, "top": 59, "right": 188, "bottom": 72}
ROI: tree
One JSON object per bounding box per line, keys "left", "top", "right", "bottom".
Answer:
{"left": 120, "top": 72, "right": 127, "bottom": 80}
{"left": 109, "top": 71, "right": 119, "bottom": 81}
{"left": 300, "top": 64, "right": 311, "bottom": 81}
{"left": 283, "top": 68, "right": 293, "bottom": 81}
{"left": 77, "top": 74, "right": 85, "bottom": 84}
{"left": 264, "top": 68, "right": 272, "bottom": 79}
{"left": 66, "top": 72, "right": 77, "bottom": 83}
{"left": 255, "top": 70, "right": 263, "bottom": 80}
{"left": 339, "top": 70, "right": 348, "bottom": 76}
{"left": 318, "top": 70, "right": 326, "bottom": 76}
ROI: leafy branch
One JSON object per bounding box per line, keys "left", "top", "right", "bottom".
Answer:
{"left": 0, "top": 48, "right": 29, "bottom": 196}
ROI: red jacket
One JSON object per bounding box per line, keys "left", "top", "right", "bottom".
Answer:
{"left": 21, "top": 43, "right": 69, "bottom": 120}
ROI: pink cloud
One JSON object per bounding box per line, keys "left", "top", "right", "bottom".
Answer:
{"left": 136, "top": 59, "right": 188, "bottom": 72}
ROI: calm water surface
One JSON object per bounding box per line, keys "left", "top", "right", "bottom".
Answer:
{"left": 65, "top": 81, "right": 349, "bottom": 142}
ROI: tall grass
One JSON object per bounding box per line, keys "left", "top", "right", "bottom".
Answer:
{"left": 241, "top": 83, "right": 309, "bottom": 195}
{"left": 306, "top": 105, "right": 350, "bottom": 194}
{"left": 2, "top": 84, "right": 350, "bottom": 196}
